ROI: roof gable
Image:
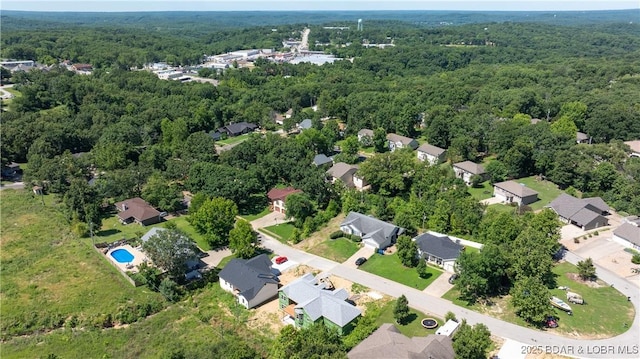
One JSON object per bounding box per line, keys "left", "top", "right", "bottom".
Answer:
{"left": 494, "top": 180, "right": 538, "bottom": 198}
{"left": 341, "top": 212, "right": 404, "bottom": 246}
{"left": 267, "top": 187, "right": 303, "bottom": 201}
{"left": 313, "top": 154, "right": 333, "bottom": 166}
{"left": 417, "top": 143, "right": 446, "bottom": 156}
{"left": 114, "top": 197, "right": 161, "bottom": 222}
{"left": 414, "top": 232, "right": 463, "bottom": 260}
{"left": 219, "top": 254, "right": 278, "bottom": 301}
{"left": 547, "top": 194, "right": 609, "bottom": 226}
{"left": 453, "top": 161, "right": 485, "bottom": 175}
{"left": 614, "top": 223, "right": 640, "bottom": 246}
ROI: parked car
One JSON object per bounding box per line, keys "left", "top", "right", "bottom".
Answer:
{"left": 448, "top": 274, "right": 459, "bottom": 284}
{"left": 545, "top": 316, "right": 558, "bottom": 328}
{"left": 275, "top": 256, "right": 288, "bottom": 265}
{"left": 355, "top": 257, "right": 367, "bottom": 266}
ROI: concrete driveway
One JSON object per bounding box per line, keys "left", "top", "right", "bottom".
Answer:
{"left": 200, "top": 247, "right": 232, "bottom": 268}
{"left": 249, "top": 211, "right": 286, "bottom": 229}
{"left": 343, "top": 246, "right": 375, "bottom": 269}
{"left": 422, "top": 271, "right": 454, "bottom": 298}
{"left": 481, "top": 196, "right": 502, "bottom": 205}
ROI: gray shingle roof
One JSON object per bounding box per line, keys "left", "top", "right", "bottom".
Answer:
{"left": 494, "top": 180, "right": 538, "bottom": 198}
{"left": 453, "top": 161, "right": 485, "bottom": 175}
{"left": 219, "top": 254, "right": 278, "bottom": 301}
{"left": 141, "top": 227, "right": 167, "bottom": 242}
{"left": 298, "top": 119, "right": 313, "bottom": 129}
{"left": 358, "top": 129, "right": 374, "bottom": 137}
{"left": 386, "top": 133, "right": 418, "bottom": 147}
{"left": 414, "top": 232, "right": 463, "bottom": 260}
{"left": 417, "top": 143, "right": 446, "bottom": 156}
{"left": 341, "top": 212, "right": 404, "bottom": 247}
{"left": 281, "top": 273, "right": 360, "bottom": 327}
{"left": 547, "top": 194, "right": 609, "bottom": 226}
{"left": 327, "top": 162, "right": 358, "bottom": 186}
{"left": 614, "top": 223, "right": 640, "bottom": 246}
{"left": 348, "top": 323, "right": 455, "bottom": 359}
{"left": 313, "top": 154, "right": 333, "bottom": 166}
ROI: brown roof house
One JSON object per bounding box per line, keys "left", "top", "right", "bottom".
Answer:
{"left": 546, "top": 193, "right": 610, "bottom": 230}
{"left": 326, "top": 162, "right": 368, "bottom": 190}
{"left": 493, "top": 180, "right": 539, "bottom": 206}
{"left": 386, "top": 133, "right": 419, "bottom": 152}
{"left": 115, "top": 197, "right": 162, "bottom": 226}
{"left": 417, "top": 143, "right": 446, "bottom": 165}
{"left": 453, "top": 161, "right": 486, "bottom": 186}
{"left": 612, "top": 221, "right": 640, "bottom": 251}
{"left": 267, "top": 187, "right": 302, "bottom": 214}
{"left": 348, "top": 323, "right": 455, "bottom": 359}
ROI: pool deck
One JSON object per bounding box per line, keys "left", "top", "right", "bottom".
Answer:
{"left": 106, "top": 244, "right": 147, "bottom": 273}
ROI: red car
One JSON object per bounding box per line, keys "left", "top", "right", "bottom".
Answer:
{"left": 275, "top": 256, "right": 288, "bottom": 265}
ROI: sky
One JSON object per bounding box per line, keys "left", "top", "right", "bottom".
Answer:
{"left": 2, "top": 0, "right": 639, "bottom": 12}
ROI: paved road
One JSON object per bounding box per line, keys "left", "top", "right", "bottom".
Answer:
{"left": 300, "top": 28, "right": 310, "bottom": 50}
{"left": 0, "top": 84, "right": 15, "bottom": 100}
{"left": 257, "top": 233, "right": 639, "bottom": 358}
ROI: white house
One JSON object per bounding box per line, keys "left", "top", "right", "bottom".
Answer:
{"left": 416, "top": 143, "right": 446, "bottom": 165}
{"left": 267, "top": 187, "right": 302, "bottom": 214}
{"left": 612, "top": 221, "right": 640, "bottom": 250}
{"left": 413, "top": 232, "right": 464, "bottom": 272}
{"left": 493, "top": 180, "right": 539, "bottom": 206}
{"left": 218, "top": 254, "right": 279, "bottom": 309}
{"left": 452, "top": 161, "right": 486, "bottom": 186}
{"left": 386, "top": 133, "right": 419, "bottom": 152}
{"left": 326, "top": 162, "right": 368, "bottom": 190}
{"left": 357, "top": 129, "right": 374, "bottom": 146}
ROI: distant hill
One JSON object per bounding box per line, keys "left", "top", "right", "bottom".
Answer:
{"left": 1, "top": 9, "right": 638, "bottom": 32}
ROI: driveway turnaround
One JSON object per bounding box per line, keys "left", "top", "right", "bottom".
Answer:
{"left": 258, "top": 234, "right": 640, "bottom": 358}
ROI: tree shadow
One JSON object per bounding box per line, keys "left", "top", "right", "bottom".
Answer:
{"left": 97, "top": 229, "right": 121, "bottom": 237}
{"left": 399, "top": 312, "right": 418, "bottom": 326}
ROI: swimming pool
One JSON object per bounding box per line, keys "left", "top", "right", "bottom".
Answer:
{"left": 110, "top": 248, "right": 135, "bottom": 263}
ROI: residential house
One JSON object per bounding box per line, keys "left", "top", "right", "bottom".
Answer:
{"left": 279, "top": 273, "right": 361, "bottom": 335}
{"left": 71, "top": 63, "right": 93, "bottom": 74}
{"left": 313, "top": 154, "right": 333, "bottom": 167}
{"left": 417, "top": 143, "right": 446, "bottom": 165}
{"left": 576, "top": 132, "right": 590, "bottom": 144}
{"left": 217, "top": 122, "right": 258, "bottom": 137}
{"left": 612, "top": 221, "right": 640, "bottom": 251}
{"left": 208, "top": 131, "right": 223, "bottom": 141}
{"left": 624, "top": 140, "right": 640, "bottom": 158}
{"left": 357, "top": 129, "right": 374, "bottom": 146}
{"left": 386, "top": 133, "right": 419, "bottom": 152}
{"left": 297, "top": 119, "right": 313, "bottom": 131}
{"left": 347, "top": 323, "right": 455, "bottom": 359}
{"left": 326, "top": 162, "right": 367, "bottom": 190}
{"left": 114, "top": 197, "right": 162, "bottom": 226}
{"left": 340, "top": 211, "right": 404, "bottom": 249}
{"left": 546, "top": 193, "right": 610, "bottom": 230}
{"left": 452, "top": 161, "right": 486, "bottom": 186}
{"left": 267, "top": 187, "right": 303, "bottom": 214}
{"left": 275, "top": 108, "right": 294, "bottom": 125}
{"left": 219, "top": 254, "right": 279, "bottom": 309}
{"left": 413, "top": 232, "right": 464, "bottom": 272}
{"left": 493, "top": 180, "right": 539, "bottom": 206}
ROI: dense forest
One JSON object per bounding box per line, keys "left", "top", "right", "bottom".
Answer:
{"left": 1, "top": 11, "right": 640, "bottom": 357}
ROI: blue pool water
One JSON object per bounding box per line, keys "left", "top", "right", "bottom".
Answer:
{"left": 110, "top": 248, "right": 135, "bottom": 263}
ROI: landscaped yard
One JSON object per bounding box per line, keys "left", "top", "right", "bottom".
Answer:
{"left": 373, "top": 301, "right": 441, "bottom": 337}
{"left": 308, "top": 238, "right": 360, "bottom": 263}
{"left": 468, "top": 181, "right": 494, "bottom": 201}
{"left": 240, "top": 206, "right": 270, "bottom": 221}
{"left": 260, "top": 222, "right": 296, "bottom": 243}
{"left": 216, "top": 133, "right": 251, "bottom": 145}
{"left": 442, "top": 262, "right": 634, "bottom": 337}
{"left": 359, "top": 253, "right": 443, "bottom": 290}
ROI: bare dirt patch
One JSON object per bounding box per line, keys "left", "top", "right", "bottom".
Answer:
{"left": 565, "top": 273, "right": 603, "bottom": 288}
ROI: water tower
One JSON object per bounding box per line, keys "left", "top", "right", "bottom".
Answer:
{"left": 357, "top": 19, "right": 363, "bottom": 31}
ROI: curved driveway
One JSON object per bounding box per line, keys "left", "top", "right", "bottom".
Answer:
{"left": 257, "top": 232, "right": 639, "bottom": 358}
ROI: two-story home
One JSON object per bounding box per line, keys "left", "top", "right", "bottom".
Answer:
{"left": 452, "top": 161, "right": 486, "bottom": 186}
{"left": 219, "top": 254, "right": 279, "bottom": 309}
{"left": 279, "top": 273, "right": 361, "bottom": 335}
{"left": 267, "top": 187, "right": 303, "bottom": 214}
{"left": 413, "top": 232, "right": 464, "bottom": 272}
{"left": 326, "top": 162, "right": 368, "bottom": 190}
{"left": 493, "top": 180, "right": 539, "bottom": 206}
{"left": 386, "top": 133, "right": 419, "bottom": 152}
{"left": 340, "top": 212, "right": 404, "bottom": 250}
{"left": 416, "top": 143, "right": 446, "bottom": 165}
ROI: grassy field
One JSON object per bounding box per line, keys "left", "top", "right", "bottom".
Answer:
{"left": 261, "top": 223, "right": 296, "bottom": 243}
{"left": 308, "top": 238, "right": 360, "bottom": 263}
{"left": 0, "top": 190, "right": 164, "bottom": 339}
{"left": 468, "top": 181, "right": 494, "bottom": 201}
{"left": 442, "top": 262, "right": 634, "bottom": 337}
{"left": 216, "top": 133, "right": 250, "bottom": 145}
{"left": 515, "top": 176, "right": 564, "bottom": 210}
{"left": 0, "top": 190, "right": 274, "bottom": 357}
{"left": 359, "top": 253, "right": 443, "bottom": 290}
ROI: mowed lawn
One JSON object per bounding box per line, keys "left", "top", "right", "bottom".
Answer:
{"left": 443, "top": 262, "right": 634, "bottom": 336}
{"left": 261, "top": 223, "right": 296, "bottom": 243}
{"left": 374, "top": 301, "right": 442, "bottom": 337}
{"left": 0, "top": 190, "right": 164, "bottom": 339}
{"left": 468, "top": 181, "right": 494, "bottom": 201}
{"left": 359, "top": 253, "right": 443, "bottom": 290}
{"left": 96, "top": 215, "right": 211, "bottom": 250}
{"left": 308, "top": 238, "right": 360, "bottom": 263}
{"left": 515, "top": 176, "right": 564, "bottom": 210}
